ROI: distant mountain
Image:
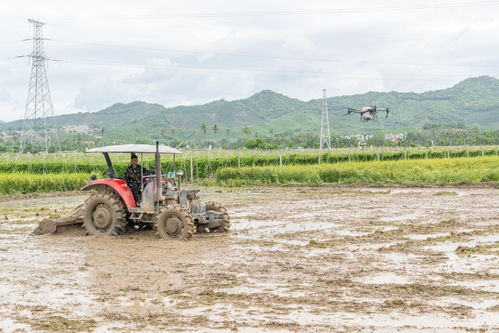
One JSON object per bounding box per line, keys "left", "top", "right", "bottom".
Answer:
{"left": 2, "top": 76, "right": 499, "bottom": 138}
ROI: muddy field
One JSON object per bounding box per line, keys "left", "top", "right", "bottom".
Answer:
{"left": 0, "top": 186, "right": 498, "bottom": 332}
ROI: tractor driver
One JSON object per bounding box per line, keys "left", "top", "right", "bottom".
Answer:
{"left": 124, "top": 153, "right": 147, "bottom": 203}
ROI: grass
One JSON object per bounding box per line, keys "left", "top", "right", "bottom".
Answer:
{"left": 214, "top": 156, "right": 499, "bottom": 186}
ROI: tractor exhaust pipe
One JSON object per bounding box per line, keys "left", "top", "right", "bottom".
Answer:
{"left": 155, "top": 141, "right": 162, "bottom": 206}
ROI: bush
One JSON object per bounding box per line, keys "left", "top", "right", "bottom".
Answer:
{"left": 244, "top": 138, "right": 278, "bottom": 150}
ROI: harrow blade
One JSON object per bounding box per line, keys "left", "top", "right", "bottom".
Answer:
{"left": 33, "top": 204, "right": 84, "bottom": 235}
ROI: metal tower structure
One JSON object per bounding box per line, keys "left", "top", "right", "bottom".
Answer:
{"left": 319, "top": 89, "right": 331, "bottom": 149}
{"left": 19, "top": 19, "right": 60, "bottom": 153}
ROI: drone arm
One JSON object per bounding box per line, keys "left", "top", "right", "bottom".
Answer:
{"left": 346, "top": 108, "right": 361, "bottom": 115}
{"left": 379, "top": 108, "right": 390, "bottom": 118}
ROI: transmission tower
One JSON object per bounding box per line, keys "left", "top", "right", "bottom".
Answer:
{"left": 19, "top": 19, "right": 60, "bottom": 153}
{"left": 319, "top": 89, "right": 331, "bottom": 149}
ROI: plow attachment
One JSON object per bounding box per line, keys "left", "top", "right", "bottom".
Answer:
{"left": 33, "top": 204, "right": 84, "bottom": 235}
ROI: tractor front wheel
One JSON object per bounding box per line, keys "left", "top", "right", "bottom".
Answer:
{"left": 156, "top": 204, "right": 194, "bottom": 240}
{"left": 83, "top": 191, "right": 127, "bottom": 236}
{"left": 206, "top": 201, "right": 230, "bottom": 233}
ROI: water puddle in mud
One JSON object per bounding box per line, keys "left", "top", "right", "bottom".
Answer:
{"left": 282, "top": 310, "right": 499, "bottom": 328}
{"left": 379, "top": 213, "right": 421, "bottom": 222}
{"left": 409, "top": 232, "right": 449, "bottom": 240}
{"left": 352, "top": 272, "right": 412, "bottom": 285}
{"left": 439, "top": 252, "right": 498, "bottom": 274}
{"left": 230, "top": 219, "right": 284, "bottom": 230}
{"left": 219, "top": 281, "right": 312, "bottom": 299}
{"left": 333, "top": 230, "right": 369, "bottom": 237}
{"left": 0, "top": 319, "right": 30, "bottom": 332}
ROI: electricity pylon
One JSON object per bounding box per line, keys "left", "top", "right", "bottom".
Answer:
{"left": 19, "top": 19, "right": 60, "bottom": 153}
{"left": 319, "top": 89, "right": 331, "bottom": 149}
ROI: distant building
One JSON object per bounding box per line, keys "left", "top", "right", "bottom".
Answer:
{"left": 341, "top": 134, "right": 373, "bottom": 144}
{"left": 385, "top": 133, "right": 405, "bottom": 144}
{"left": 63, "top": 124, "right": 93, "bottom": 134}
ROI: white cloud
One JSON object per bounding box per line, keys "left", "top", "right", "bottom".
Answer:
{"left": 0, "top": 0, "right": 498, "bottom": 121}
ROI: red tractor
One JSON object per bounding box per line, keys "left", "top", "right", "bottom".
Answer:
{"left": 78, "top": 142, "right": 230, "bottom": 239}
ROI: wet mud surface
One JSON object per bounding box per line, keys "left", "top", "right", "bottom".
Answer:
{"left": 0, "top": 187, "right": 498, "bottom": 332}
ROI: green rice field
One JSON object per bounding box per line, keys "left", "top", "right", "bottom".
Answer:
{"left": 214, "top": 156, "right": 499, "bottom": 186}
{"left": 0, "top": 148, "right": 497, "bottom": 194}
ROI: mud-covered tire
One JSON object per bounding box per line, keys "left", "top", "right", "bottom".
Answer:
{"left": 205, "top": 201, "right": 230, "bottom": 233}
{"left": 83, "top": 191, "right": 127, "bottom": 236}
{"left": 156, "top": 204, "right": 194, "bottom": 240}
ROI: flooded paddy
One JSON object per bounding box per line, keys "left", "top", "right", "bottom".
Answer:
{"left": 0, "top": 186, "right": 497, "bottom": 332}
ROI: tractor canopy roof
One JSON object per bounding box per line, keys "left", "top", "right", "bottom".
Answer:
{"left": 85, "top": 144, "right": 181, "bottom": 154}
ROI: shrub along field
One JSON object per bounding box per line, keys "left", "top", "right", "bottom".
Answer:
{"left": 214, "top": 156, "right": 499, "bottom": 186}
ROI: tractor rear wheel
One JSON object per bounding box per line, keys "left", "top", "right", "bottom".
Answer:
{"left": 83, "top": 191, "right": 127, "bottom": 236}
{"left": 156, "top": 204, "right": 194, "bottom": 240}
{"left": 206, "top": 201, "right": 230, "bottom": 233}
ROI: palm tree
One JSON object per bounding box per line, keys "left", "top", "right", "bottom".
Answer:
{"left": 212, "top": 124, "right": 219, "bottom": 134}
{"left": 242, "top": 126, "right": 251, "bottom": 136}
{"left": 170, "top": 128, "right": 177, "bottom": 136}
{"left": 200, "top": 122, "right": 207, "bottom": 135}
{"left": 225, "top": 128, "right": 231, "bottom": 136}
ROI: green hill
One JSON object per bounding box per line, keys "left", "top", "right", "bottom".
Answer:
{"left": 2, "top": 76, "right": 499, "bottom": 139}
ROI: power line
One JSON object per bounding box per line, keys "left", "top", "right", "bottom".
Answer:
{"left": 50, "top": 57, "right": 481, "bottom": 82}
{"left": 3, "top": 50, "right": 486, "bottom": 81}
{"left": 0, "top": 1, "right": 497, "bottom": 21}
{"left": 3, "top": 38, "right": 497, "bottom": 70}
{"left": 50, "top": 39, "right": 499, "bottom": 69}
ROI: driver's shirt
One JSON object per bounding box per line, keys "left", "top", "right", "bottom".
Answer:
{"left": 125, "top": 165, "right": 143, "bottom": 186}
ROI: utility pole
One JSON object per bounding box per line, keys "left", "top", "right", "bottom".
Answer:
{"left": 19, "top": 19, "right": 60, "bottom": 153}
{"left": 319, "top": 89, "right": 331, "bottom": 149}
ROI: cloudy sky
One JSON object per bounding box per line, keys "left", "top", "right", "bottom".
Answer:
{"left": 0, "top": 0, "right": 498, "bottom": 121}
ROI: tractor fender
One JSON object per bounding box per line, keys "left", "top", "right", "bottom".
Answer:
{"left": 81, "top": 179, "right": 136, "bottom": 210}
